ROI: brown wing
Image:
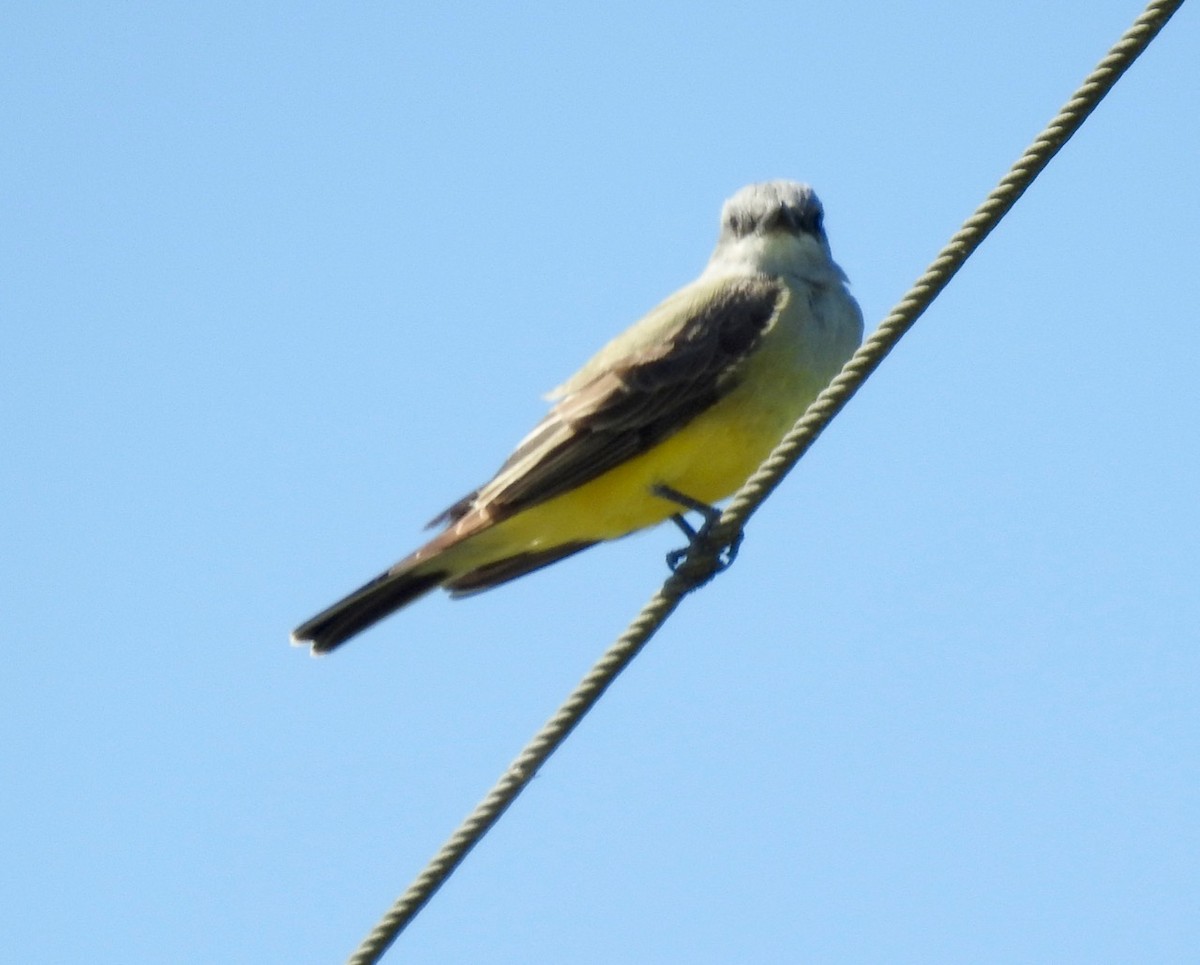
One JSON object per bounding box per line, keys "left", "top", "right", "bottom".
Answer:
{"left": 429, "top": 275, "right": 786, "bottom": 528}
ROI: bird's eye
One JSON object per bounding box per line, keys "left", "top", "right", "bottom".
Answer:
{"left": 799, "top": 207, "right": 823, "bottom": 234}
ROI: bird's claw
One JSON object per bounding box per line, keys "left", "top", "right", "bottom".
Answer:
{"left": 654, "top": 484, "right": 743, "bottom": 576}
{"left": 664, "top": 527, "right": 742, "bottom": 573}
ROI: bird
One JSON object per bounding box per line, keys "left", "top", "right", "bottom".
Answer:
{"left": 292, "top": 180, "right": 863, "bottom": 654}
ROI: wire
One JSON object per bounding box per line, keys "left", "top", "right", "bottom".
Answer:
{"left": 345, "top": 2, "right": 1187, "bottom": 960}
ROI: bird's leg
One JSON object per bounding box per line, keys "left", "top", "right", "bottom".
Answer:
{"left": 669, "top": 513, "right": 697, "bottom": 541}
{"left": 651, "top": 484, "right": 743, "bottom": 572}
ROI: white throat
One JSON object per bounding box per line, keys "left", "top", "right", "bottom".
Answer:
{"left": 704, "top": 231, "right": 847, "bottom": 286}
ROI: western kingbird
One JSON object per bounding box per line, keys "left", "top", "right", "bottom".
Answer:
{"left": 293, "top": 180, "right": 863, "bottom": 653}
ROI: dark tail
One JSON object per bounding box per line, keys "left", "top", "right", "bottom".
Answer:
{"left": 291, "top": 566, "right": 447, "bottom": 655}
{"left": 292, "top": 539, "right": 598, "bottom": 654}
{"left": 441, "top": 541, "right": 595, "bottom": 595}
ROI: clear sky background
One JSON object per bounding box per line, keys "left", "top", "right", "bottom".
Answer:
{"left": 3, "top": 2, "right": 1198, "bottom": 962}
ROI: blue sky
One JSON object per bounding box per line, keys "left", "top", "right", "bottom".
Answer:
{"left": 3, "top": 2, "right": 1197, "bottom": 962}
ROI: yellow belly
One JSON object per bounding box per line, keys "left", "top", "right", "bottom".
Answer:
{"left": 458, "top": 326, "right": 834, "bottom": 562}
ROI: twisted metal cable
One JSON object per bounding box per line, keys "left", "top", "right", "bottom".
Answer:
{"left": 346, "top": 588, "right": 684, "bottom": 965}
{"left": 347, "top": 3, "right": 1185, "bottom": 960}
{"left": 707, "top": 0, "right": 1189, "bottom": 551}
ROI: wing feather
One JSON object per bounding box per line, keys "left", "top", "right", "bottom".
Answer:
{"left": 430, "top": 274, "right": 785, "bottom": 527}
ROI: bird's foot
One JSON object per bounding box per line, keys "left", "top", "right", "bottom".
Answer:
{"left": 653, "top": 484, "right": 743, "bottom": 574}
